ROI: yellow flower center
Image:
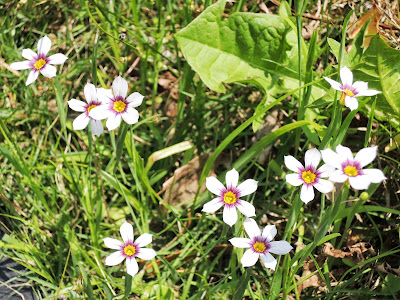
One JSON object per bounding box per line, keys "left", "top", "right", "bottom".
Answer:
{"left": 302, "top": 170, "right": 316, "bottom": 184}
{"left": 344, "top": 88, "right": 354, "bottom": 97}
{"left": 223, "top": 191, "right": 237, "bottom": 204}
{"left": 87, "top": 104, "right": 98, "bottom": 113}
{"left": 123, "top": 245, "right": 136, "bottom": 257}
{"left": 344, "top": 165, "right": 358, "bottom": 177}
{"left": 113, "top": 100, "right": 126, "bottom": 113}
{"left": 34, "top": 58, "right": 46, "bottom": 70}
{"left": 253, "top": 241, "right": 266, "bottom": 253}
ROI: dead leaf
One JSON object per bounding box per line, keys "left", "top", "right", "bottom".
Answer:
{"left": 296, "top": 256, "right": 327, "bottom": 294}
{"left": 376, "top": 262, "right": 400, "bottom": 277}
{"left": 323, "top": 242, "right": 376, "bottom": 264}
{"left": 159, "top": 71, "right": 179, "bottom": 100}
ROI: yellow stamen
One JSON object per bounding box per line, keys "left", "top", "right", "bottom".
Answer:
{"left": 302, "top": 170, "right": 316, "bottom": 184}
{"left": 344, "top": 88, "right": 354, "bottom": 97}
{"left": 34, "top": 58, "right": 46, "bottom": 70}
{"left": 87, "top": 104, "right": 98, "bottom": 113}
{"left": 344, "top": 165, "right": 358, "bottom": 177}
{"left": 113, "top": 100, "right": 126, "bottom": 113}
{"left": 253, "top": 241, "right": 266, "bottom": 253}
{"left": 223, "top": 191, "right": 237, "bottom": 204}
{"left": 123, "top": 245, "right": 136, "bottom": 256}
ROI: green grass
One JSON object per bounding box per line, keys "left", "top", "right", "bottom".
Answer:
{"left": 1, "top": 0, "right": 400, "bottom": 299}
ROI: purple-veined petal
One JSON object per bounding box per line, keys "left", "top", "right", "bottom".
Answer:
{"left": 225, "top": 168, "right": 239, "bottom": 188}
{"left": 37, "top": 36, "right": 52, "bottom": 56}
{"left": 10, "top": 60, "right": 31, "bottom": 70}
{"left": 345, "top": 96, "right": 358, "bottom": 111}
{"left": 22, "top": 49, "right": 37, "bottom": 60}
{"left": 229, "top": 237, "right": 251, "bottom": 248}
{"left": 340, "top": 66, "right": 353, "bottom": 86}
{"left": 285, "top": 173, "right": 303, "bottom": 186}
{"left": 40, "top": 64, "right": 57, "bottom": 78}
{"left": 205, "top": 176, "right": 225, "bottom": 196}
{"left": 236, "top": 200, "right": 255, "bottom": 217}
{"left": 73, "top": 113, "right": 90, "bottom": 130}
{"left": 120, "top": 222, "right": 134, "bottom": 244}
{"left": 91, "top": 119, "right": 104, "bottom": 137}
{"left": 354, "top": 146, "right": 377, "bottom": 168}
{"left": 262, "top": 225, "right": 277, "bottom": 241}
{"left": 243, "top": 218, "right": 261, "bottom": 238}
{"left": 328, "top": 170, "right": 348, "bottom": 183}
{"left": 112, "top": 76, "right": 128, "bottom": 98}
{"left": 105, "top": 251, "right": 125, "bottom": 266}
{"left": 284, "top": 155, "right": 303, "bottom": 173}
{"left": 269, "top": 241, "right": 293, "bottom": 255}
{"left": 97, "top": 88, "right": 113, "bottom": 104}
{"left": 335, "top": 145, "right": 354, "bottom": 162}
{"left": 362, "top": 168, "right": 386, "bottom": 183}
{"left": 25, "top": 70, "right": 39, "bottom": 86}
{"left": 136, "top": 248, "right": 156, "bottom": 260}
{"left": 106, "top": 114, "right": 122, "bottom": 130}
{"left": 202, "top": 198, "right": 224, "bottom": 213}
{"left": 126, "top": 92, "right": 144, "bottom": 107}
{"left": 135, "top": 233, "right": 152, "bottom": 247}
{"left": 103, "top": 238, "right": 123, "bottom": 250}
{"left": 84, "top": 83, "right": 97, "bottom": 103}
{"left": 321, "top": 148, "right": 342, "bottom": 169}
{"left": 318, "top": 164, "right": 335, "bottom": 178}
{"left": 126, "top": 257, "right": 139, "bottom": 277}
{"left": 121, "top": 107, "right": 139, "bottom": 124}
{"left": 241, "top": 248, "right": 259, "bottom": 267}
{"left": 89, "top": 105, "right": 110, "bottom": 120}
{"left": 237, "top": 179, "right": 258, "bottom": 197}
{"left": 68, "top": 99, "right": 86, "bottom": 112}
{"left": 348, "top": 175, "right": 371, "bottom": 190}
{"left": 223, "top": 205, "right": 238, "bottom": 227}
{"left": 304, "top": 148, "right": 321, "bottom": 169}
{"left": 300, "top": 184, "right": 314, "bottom": 204}
{"left": 323, "top": 76, "right": 343, "bottom": 91}
{"left": 260, "top": 253, "right": 277, "bottom": 270}
{"left": 48, "top": 53, "right": 68, "bottom": 65}
{"left": 313, "top": 179, "right": 334, "bottom": 194}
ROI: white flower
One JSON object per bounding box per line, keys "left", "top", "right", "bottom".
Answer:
{"left": 321, "top": 145, "right": 386, "bottom": 190}
{"left": 103, "top": 222, "right": 156, "bottom": 277}
{"left": 67, "top": 83, "right": 110, "bottom": 137}
{"left": 284, "top": 149, "right": 334, "bottom": 204}
{"left": 323, "top": 66, "right": 381, "bottom": 111}
{"left": 89, "top": 76, "right": 144, "bottom": 130}
{"left": 229, "top": 218, "right": 293, "bottom": 270}
{"left": 202, "top": 168, "right": 257, "bottom": 227}
{"left": 10, "top": 35, "right": 68, "bottom": 86}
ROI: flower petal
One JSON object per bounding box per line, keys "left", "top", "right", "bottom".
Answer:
{"left": 237, "top": 179, "right": 258, "bottom": 197}
{"left": 97, "top": 88, "right": 113, "bottom": 104}
{"left": 103, "top": 238, "right": 123, "bottom": 250}
{"left": 229, "top": 237, "right": 251, "bottom": 248}
{"left": 328, "top": 170, "right": 348, "bottom": 183}
{"left": 323, "top": 76, "right": 343, "bottom": 91}
{"left": 120, "top": 222, "right": 134, "bottom": 244}
{"left": 126, "top": 92, "right": 144, "bottom": 107}
{"left": 269, "top": 241, "right": 293, "bottom": 255}
{"left": 223, "top": 205, "right": 238, "bottom": 227}
{"left": 22, "top": 49, "right": 37, "bottom": 60}
{"left": 340, "top": 66, "right": 353, "bottom": 86}
{"left": 10, "top": 60, "right": 31, "bottom": 70}
{"left": 112, "top": 76, "right": 128, "bottom": 98}
{"left": 241, "top": 248, "right": 259, "bottom": 267}
{"left": 40, "top": 64, "right": 57, "bottom": 78}
{"left": 121, "top": 107, "right": 139, "bottom": 125}
{"left": 202, "top": 197, "right": 223, "bottom": 213}
{"left": 362, "top": 168, "right": 386, "bottom": 183}
{"left": 105, "top": 251, "right": 125, "bottom": 266}
{"left": 260, "top": 253, "right": 277, "bottom": 270}
{"left": 300, "top": 184, "right": 314, "bottom": 204}
{"left": 321, "top": 148, "right": 342, "bottom": 169}
{"left": 72, "top": 113, "right": 90, "bottom": 130}
{"left": 37, "top": 36, "right": 52, "bottom": 56}
{"left": 285, "top": 173, "right": 303, "bottom": 186}
{"left": 89, "top": 105, "right": 110, "bottom": 120}
{"left": 84, "top": 83, "right": 97, "bottom": 103}
{"left": 354, "top": 146, "right": 377, "bottom": 168}
{"left": 135, "top": 233, "right": 152, "bottom": 248}
{"left": 304, "top": 148, "right": 321, "bottom": 169}
{"left": 236, "top": 200, "right": 255, "bottom": 217}
{"left": 225, "top": 168, "right": 239, "bottom": 189}
{"left": 335, "top": 145, "right": 354, "bottom": 162}
{"left": 48, "top": 53, "right": 68, "bottom": 65}
{"left": 25, "top": 70, "right": 39, "bottom": 86}
{"left": 136, "top": 248, "right": 156, "bottom": 260}
{"left": 262, "top": 225, "right": 277, "bottom": 241}
{"left": 91, "top": 119, "right": 104, "bottom": 137}
{"left": 106, "top": 114, "right": 122, "bottom": 130}
{"left": 126, "top": 257, "right": 139, "bottom": 277}
{"left": 284, "top": 155, "right": 303, "bottom": 173}
{"left": 205, "top": 176, "right": 225, "bottom": 196}
{"left": 349, "top": 175, "right": 371, "bottom": 190}
{"left": 345, "top": 96, "right": 358, "bottom": 111}
{"left": 243, "top": 218, "right": 261, "bottom": 238}
{"left": 68, "top": 99, "right": 86, "bottom": 112}
{"left": 317, "top": 164, "right": 335, "bottom": 178}
{"left": 313, "top": 179, "right": 334, "bottom": 194}
{"left": 353, "top": 81, "right": 381, "bottom": 96}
